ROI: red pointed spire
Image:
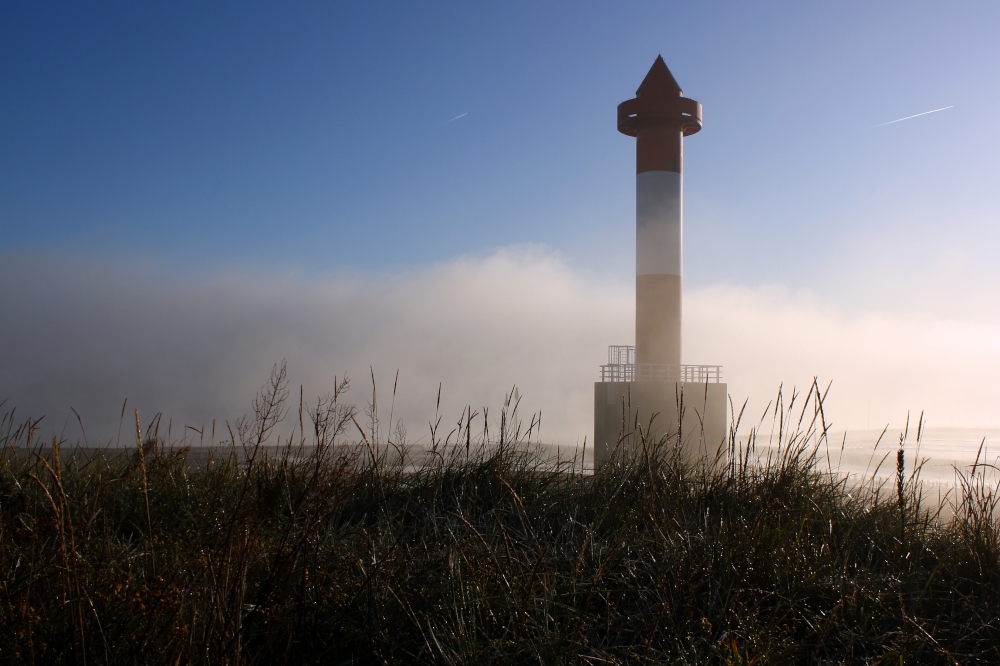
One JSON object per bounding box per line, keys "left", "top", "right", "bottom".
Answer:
{"left": 617, "top": 56, "right": 701, "bottom": 138}
{"left": 636, "top": 55, "right": 682, "bottom": 97}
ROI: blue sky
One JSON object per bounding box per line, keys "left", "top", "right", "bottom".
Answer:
{"left": 3, "top": 1, "right": 1000, "bottom": 440}
{"left": 5, "top": 1, "right": 997, "bottom": 286}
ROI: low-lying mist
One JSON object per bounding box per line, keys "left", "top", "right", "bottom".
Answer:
{"left": 2, "top": 246, "right": 999, "bottom": 446}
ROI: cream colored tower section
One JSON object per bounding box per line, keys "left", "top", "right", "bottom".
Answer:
{"left": 636, "top": 170, "right": 682, "bottom": 367}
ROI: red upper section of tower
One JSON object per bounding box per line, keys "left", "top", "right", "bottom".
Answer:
{"left": 617, "top": 56, "right": 702, "bottom": 138}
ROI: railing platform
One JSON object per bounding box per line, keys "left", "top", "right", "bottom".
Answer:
{"left": 598, "top": 346, "right": 722, "bottom": 383}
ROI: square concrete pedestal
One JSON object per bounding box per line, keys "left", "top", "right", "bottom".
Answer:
{"left": 593, "top": 381, "right": 728, "bottom": 469}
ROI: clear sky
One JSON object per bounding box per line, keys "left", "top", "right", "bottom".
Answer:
{"left": 3, "top": 1, "right": 1000, "bottom": 443}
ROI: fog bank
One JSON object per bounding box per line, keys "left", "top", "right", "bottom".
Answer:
{"left": 2, "top": 248, "right": 999, "bottom": 445}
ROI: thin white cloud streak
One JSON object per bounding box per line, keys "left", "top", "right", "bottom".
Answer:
{"left": 871, "top": 105, "right": 953, "bottom": 128}
{"left": 445, "top": 112, "right": 468, "bottom": 123}
{"left": 2, "top": 247, "right": 999, "bottom": 447}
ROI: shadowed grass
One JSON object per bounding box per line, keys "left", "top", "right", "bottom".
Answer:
{"left": 1, "top": 367, "right": 999, "bottom": 664}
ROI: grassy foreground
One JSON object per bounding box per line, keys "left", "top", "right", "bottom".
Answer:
{"left": 2, "top": 368, "right": 1000, "bottom": 664}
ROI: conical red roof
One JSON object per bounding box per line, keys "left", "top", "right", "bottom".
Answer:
{"left": 636, "top": 55, "right": 682, "bottom": 97}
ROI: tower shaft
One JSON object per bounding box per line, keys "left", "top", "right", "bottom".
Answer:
{"left": 617, "top": 56, "right": 702, "bottom": 369}
{"left": 635, "top": 126, "right": 683, "bottom": 367}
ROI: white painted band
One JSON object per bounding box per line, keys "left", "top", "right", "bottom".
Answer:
{"left": 636, "top": 170, "right": 682, "bottom": 276}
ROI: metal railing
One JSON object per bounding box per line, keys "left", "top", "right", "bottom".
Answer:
{"left": 599, "top": 346, "right": 722, "bottom": 383}
{"left": 607, "top": 345, "right": 635, "bottom": 366}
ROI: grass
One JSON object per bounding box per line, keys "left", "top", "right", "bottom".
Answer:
{"left": 2, "top": 364, "right": 1000, "bottom": 664}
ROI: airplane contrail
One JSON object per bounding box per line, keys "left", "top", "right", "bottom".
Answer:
{"left": 872, "top": 105, "right": 953, "bottom": 128}
{"left": 446, "top": 112, "right": 468, "bottom": 123}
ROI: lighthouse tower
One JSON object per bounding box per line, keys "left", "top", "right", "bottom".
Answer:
{"left": 618, "top": 55, "right": 701, "bottom": 370}
{"left": 593, "top": 56, "right": 727, "bottom": 468}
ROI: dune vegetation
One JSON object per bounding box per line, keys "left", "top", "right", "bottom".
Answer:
{"left": 2, "top": 364, "right": 999, "bottom": 664}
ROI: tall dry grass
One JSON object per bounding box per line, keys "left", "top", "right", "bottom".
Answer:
{"left": 1, "top": 365, "right": 999, "bottom": 664}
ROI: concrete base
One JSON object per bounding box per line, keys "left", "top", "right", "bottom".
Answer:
{"left": 593, "top": 381, "right": 728, "bottom": 469}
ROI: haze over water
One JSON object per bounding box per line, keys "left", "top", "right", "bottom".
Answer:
{"left": 762, "top": 428, "right": 1000, "bottom": 485}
